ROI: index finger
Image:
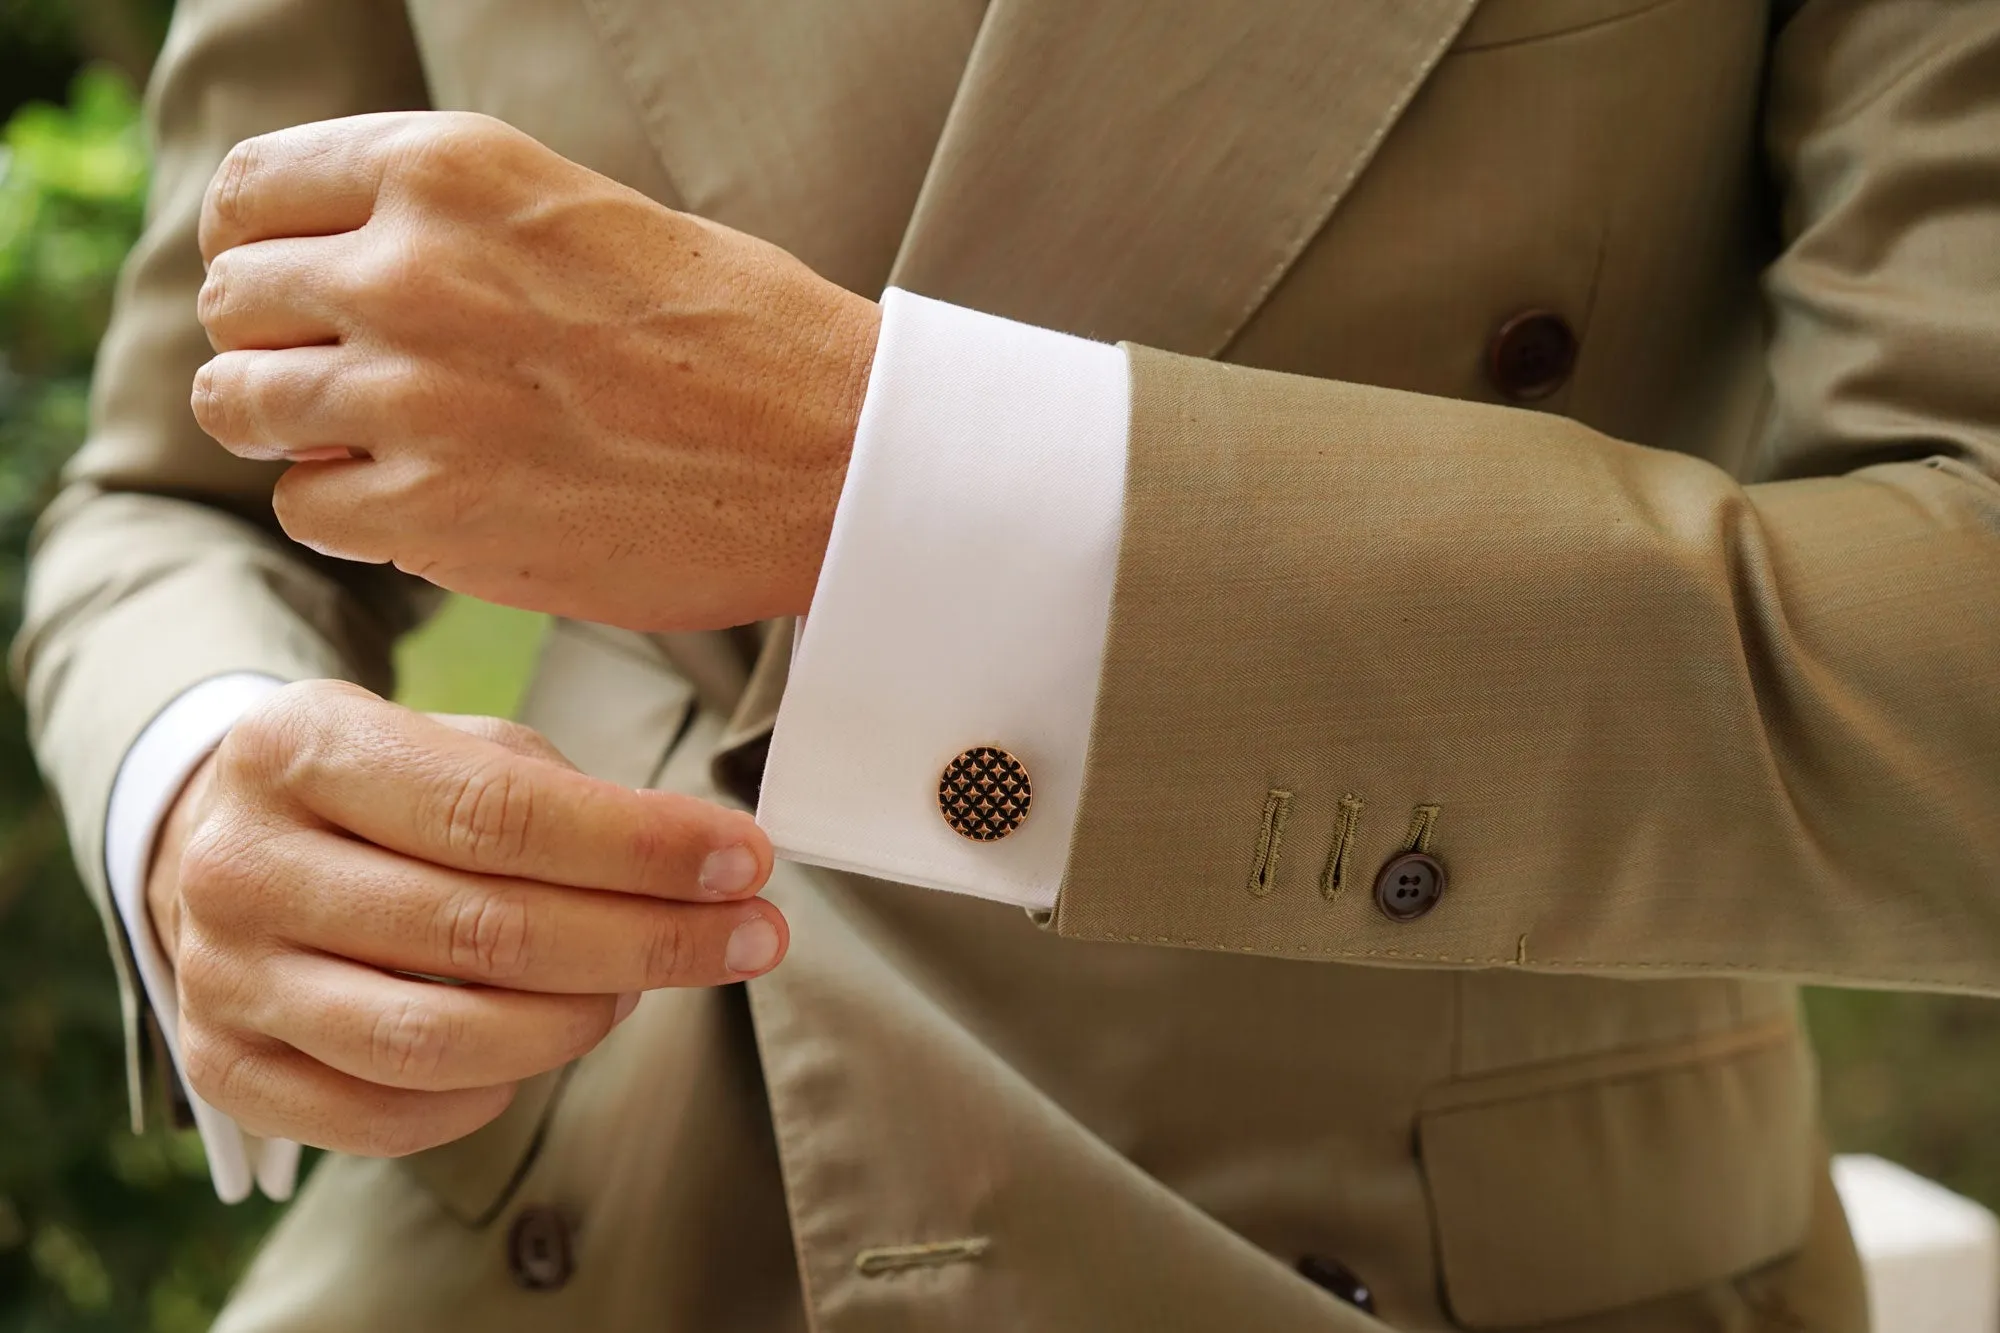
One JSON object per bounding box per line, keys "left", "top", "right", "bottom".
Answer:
{"left": 225, "top": 682, "right": 772, "bottom": 901}
{"left": 200, "top": 113, "right": 417, "bottom": 266}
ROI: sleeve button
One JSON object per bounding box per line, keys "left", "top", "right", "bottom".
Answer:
{"left": 1374, "top": 851, "right": 1445, "bottom": 921}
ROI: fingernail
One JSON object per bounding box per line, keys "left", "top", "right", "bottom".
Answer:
{"left": 699, "top": 844, "right": 759, "bottom": 898}
{"left": 725, "top": 917, "right": 781, "bottom": 975}
{"left": 612, "top": 992, "right": 640, "bottom": 1025}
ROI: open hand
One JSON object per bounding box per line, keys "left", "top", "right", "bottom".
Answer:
{"left": 190, "top": 111, "right": 880, "bottom": 631}
{"left": 149, "top": 680, "right": 786, "bottom": 1157}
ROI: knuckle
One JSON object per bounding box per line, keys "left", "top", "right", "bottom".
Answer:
{"left": 221, "top": 691, "right": 315, "bottom": 794}
{"left": 372, "top": 355, "right": 431, "bottom": 419}
{"left": 268, "top": 468, "right": 321, "bottom": 548}
{"left": 639, "top": 911, "right": 694, "bottom": 986}
{"left": 369, "top": 997, "right": 453, "bottom": 1086}
{"left": 174, "top": 822, "right": 245, "bottom": 923}
{"left": 346, "top": 237, "right": 449, "bottom": 340}
{"left": 180, "top": 1023, "right": 254, "bottom": 1112}
{"left": 178, "top": 1024, "right": 225, "bottom": 1100}
{"left": 625, "top": 816, "right": 686, "bottom": 888}
{"left": 387, "top": 119, "right": 459, "bottom": 177}
{"left": 229, "top": 681, "right": 369, "bottom": 798}
{"left": 440, "top": 764, "right": 536, "bottom": 867}
{"left": 620, "top": 800, "right": 718, "bottom": 893}
{"left": 288, "top": 356, "right": 351, "bottom": 434}
{"left": 170, "top": 932, "right": 226, "bottom": 1016}
{"left": 450, "top": 111, "right": 514, "bottom": 142}
{"left": 484, "top": 719, "right": 541, "bottom": 751}
{"left": 176, "top": 808, "right": 291, "bottom": 928}
{"left": 393, "top": 112, "right": 504, "bottom": 176}
{"left": 329, "top": 355, "right": 432, "bottom": 449}
{"left": 196, "top": 256, "right": 233, "bottom": 329}
{"left": 190, "top": 358, "right": 244, "bottom": 441}
{"left": 440, "top": 888, "right": 535, "bottom": 981}
{"left": 442, "top": 715, "right": 526, "bottom": 751}
{"left": 210, "top": 138, "right": 262, "bottom": 228}
{"left": 290, "top": 676, "right": 374, "bottom": 708}
{"left": 353, "top": 229, "right": 426, "bottom": 302}
{"left": 457, "top": 717, "right": 566, "bottom": 766}
{"left": 175, "top": 934, "right": 271, "bottom": 1030}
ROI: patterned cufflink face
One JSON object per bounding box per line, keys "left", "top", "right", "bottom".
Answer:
{"left": 938, "top": 746, "right": 1032, "bottom": 842}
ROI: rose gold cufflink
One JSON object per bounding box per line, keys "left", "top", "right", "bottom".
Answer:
{"left": 939, "top": 746, "right": 1032, "bottom": 842}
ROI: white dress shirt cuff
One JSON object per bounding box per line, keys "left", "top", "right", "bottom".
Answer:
{"left": 759, "top": 289, "right": 1131, "bottom": 911}
{"left": 105, "top": 672, "right": 301, "bottom": 1203}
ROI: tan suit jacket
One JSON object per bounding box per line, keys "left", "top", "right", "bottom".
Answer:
{"left": 19, "top": 0, "right": 2000, "bottom": 1326}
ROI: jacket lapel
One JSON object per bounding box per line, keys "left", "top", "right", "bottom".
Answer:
{"left": 888, "top": 0, "right": 1481, "bottom": 354}
{"left": 576, "top": 0, "right": 985, "bottom": 296}
{"left": 584, "top": 0, "right": 1477, "bottom": 353}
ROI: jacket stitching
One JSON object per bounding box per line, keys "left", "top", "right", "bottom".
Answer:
{"left": 1320, "top": 793, "right": 1365, "bottom": 898}
{"left": 1247, "top": 789, "right": 1292, "bottom": 897}
{"left": 854, "top": 1237, "right": 991, "bottom": 1277}
{"left": 1404, "top": 803, "right": 1441, "bottom": 853}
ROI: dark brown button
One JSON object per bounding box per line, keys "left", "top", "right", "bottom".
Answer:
{"left": 939, "top": 746, "right": 1033, "bottom": 841}
{"left": 507, "top": 1206, "right": 574, "bottom": 1291}
{"left": 1374, "top": 851, "right": 1445, "bottom": 921}
{"left": 1487, "top": 309, "right": 1577, "bottom": 401}
{"left": 1298, "top": 1254, "right": 1376, "bottom": 1313}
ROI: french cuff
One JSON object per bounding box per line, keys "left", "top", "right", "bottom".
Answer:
{"left": 759, "top": 289, "right": 1131, "bottom": 912}
{"left": 106, "top": 672, "right": 301, "bottom": 1203}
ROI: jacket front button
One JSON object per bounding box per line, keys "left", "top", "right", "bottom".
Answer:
{"left": 1374, "top": 851, "right": 1445, "bottom": 921}
{"left": 507, "top": 1206, "right": 574, "bottom": 1291}
{"left": 1487, "top": 309, "right": 1577, "bottom": 401}
{"left": 1297, "top": 1254, "right": 1377, "bottom": 1313}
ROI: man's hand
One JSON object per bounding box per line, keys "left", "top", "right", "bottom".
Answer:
{"left": 191, "top": 111, "right": 881, "bottom": 631}
{"left": 145, "top": 680, "right": 786, "bottom": 1158}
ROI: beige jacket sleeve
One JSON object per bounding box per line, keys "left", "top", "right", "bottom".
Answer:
{"left": 9, "top": 0, "right": 431, "bottom": 1122}
{"left": 1056, "top": 2, "right": 2000, "bottom": 994}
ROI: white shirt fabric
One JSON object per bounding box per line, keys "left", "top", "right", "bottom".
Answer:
{"left": 758, "top": 290, "right": 1128, "bottom": 910}
{"left": 103, "top": 289, "right": 1132, "bottom": 1200}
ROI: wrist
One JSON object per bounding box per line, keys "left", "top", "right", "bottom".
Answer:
{"left": 783, "top": 292, "right": 880, "bottom": 616}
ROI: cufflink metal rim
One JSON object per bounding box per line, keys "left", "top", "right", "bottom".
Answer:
{"left": 938, "top": 745, "right": 1032, "bottom": 842}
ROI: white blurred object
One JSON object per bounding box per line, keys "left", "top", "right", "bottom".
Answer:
{"left": 1834, "top": 1153, "right": 2000, "bottom": 1333}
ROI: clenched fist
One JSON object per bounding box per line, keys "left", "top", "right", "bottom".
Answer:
{"left": 148, "top": 681, "right": 786, "bottom": 1158}
{"left": 191, "top": 111, "right": 880, "bottom": 631}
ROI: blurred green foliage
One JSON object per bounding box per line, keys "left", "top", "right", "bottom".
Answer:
{"left": 0, "top": 26, "right": 543, "bottom": 1328}
{"left": 0, "top": 67, "right": 147, "bottom": 377}
{"left": 0, "top": 5, "right": 1997, "bottom": 1331}
{"left": 0, "top": 44, "right": 293, "bottom": 1333}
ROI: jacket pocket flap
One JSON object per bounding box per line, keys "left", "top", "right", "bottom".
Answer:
{"left": 1418, "top": 1023, "right": 1816, "bottom": 1327}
